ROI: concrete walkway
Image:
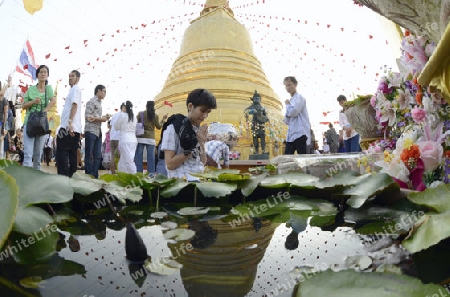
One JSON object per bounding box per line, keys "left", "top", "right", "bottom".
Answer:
{"left": 39, "top": 161, "right": 109, "bottom": 176}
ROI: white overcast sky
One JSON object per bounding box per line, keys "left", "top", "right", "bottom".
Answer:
{"left": 0, "top": 0, "right": 401, "bottom": 130}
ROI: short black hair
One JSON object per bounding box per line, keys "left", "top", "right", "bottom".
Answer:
{"left": 186, "top": 88, "right": 217, "bottom": 110}
{"left": 283, "top": 76, "right": 298, "bottom": 85}
{"left": 36, "top": 65, "right": 50, "bottom": 85}
{"left": 71, "top": 70, "right": 81, "bottom": 78}
{"left": 337, "top": 95, "right": 347, "bottom": 102}
{"left": 94, "top": 84, "right": 105, "bottom": 96}
{"left": 36, "top": 65, "right": 49, "bottom": 77}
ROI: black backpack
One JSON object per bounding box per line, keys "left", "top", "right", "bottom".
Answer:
{"left": 157, "top": 114, "right": 198, "bottom": 159}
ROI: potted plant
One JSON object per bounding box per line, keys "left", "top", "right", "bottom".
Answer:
{"left": 342, "top": 94, "right": 385, "bottom": 149}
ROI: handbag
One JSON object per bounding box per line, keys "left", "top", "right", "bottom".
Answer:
{"left": 135, "top": 111, "right": 145, "bottom": 136}
{"left": 26, "top": 86, "right": 49, "bottom": 138}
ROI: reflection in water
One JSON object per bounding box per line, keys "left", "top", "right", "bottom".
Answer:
{"left": 284, "top": 211, "right": 309, "bottom": 251}
{"left": 125, "top": 223, "right": 148, "bottom": 262}
{"left": 0, "top": 203, "right": 424, "bottom": 296}
{"left": 168, "top": 217, "right": 279, "bottom": 297}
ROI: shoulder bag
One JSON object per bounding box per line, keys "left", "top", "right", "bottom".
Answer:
{"left": 136, "top": 111, "right": 145, "bottom": 136}
{"left": 26, "top": 86, "right": 49, "bottom": 138}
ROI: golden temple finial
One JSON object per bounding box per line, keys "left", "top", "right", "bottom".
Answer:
{"left": 201, "top": 0, "right": 232, "bottom": 16}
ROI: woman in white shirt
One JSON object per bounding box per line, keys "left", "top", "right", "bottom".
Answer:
{"left": 114, "top": 101, "right": 137, "bottom": 174}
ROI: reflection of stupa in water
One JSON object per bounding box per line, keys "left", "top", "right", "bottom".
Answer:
{"left": 168, "top": 218, "right": 278, "bottom": 297}
{"left": 154, "top": 0, "right": 284, "bottom": 155}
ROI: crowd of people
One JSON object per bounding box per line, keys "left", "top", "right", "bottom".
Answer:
{"left": 1, "top": 69, "right": 361, "bottom": 180}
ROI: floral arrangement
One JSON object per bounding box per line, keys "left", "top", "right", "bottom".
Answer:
{"left": 229, "top": 150, "right": 241, "bottom": 160}
{"left": 369, "top": 31, "right": 450, "bottom": 191}
{"left": 375, "top": 123, "right": 450, "bottom": 190}
{"left": 371, "top": 31, "right": 440, "bottom": 139}
{"left": 366, "top": 138, "right": 397, "bottom": 154}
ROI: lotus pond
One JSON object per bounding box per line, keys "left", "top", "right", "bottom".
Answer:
{"left": 0, "top": 157, "right": 449, "bottom": 297}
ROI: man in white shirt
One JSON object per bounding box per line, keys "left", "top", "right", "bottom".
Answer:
{"left": 283, "top": 76, "right": 311, "bottom": 154}
{"left": 108, "top": 103, "right": 125, "bottom": 174}
{"left": 56, "top": 70, "right": 82, "bottom": 177}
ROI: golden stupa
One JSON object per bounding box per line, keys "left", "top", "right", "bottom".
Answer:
{"left": 154, "top": 0, "right": 284, "bottom": 158}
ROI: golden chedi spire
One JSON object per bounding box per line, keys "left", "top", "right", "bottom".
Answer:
{"left": 201, "top": 0, "right": 233, "bottom": 16}
{"left": 154, "top": 0, "right": 282, "bottom": 149}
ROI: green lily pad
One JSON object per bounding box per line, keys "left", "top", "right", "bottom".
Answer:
{"left": 259, "top": 172, "right": 319, "bottom": 188}
{"left": 70, "top": 172, "right": 105, "bottom": 195}
{"left": 217, "top": 173, "right": 250, "bottom": 182}
{"left": 98, "top": 173, "right": 118, "bottom": 182}
{"left": 314, "top": 170, "right": 361, "bottom": 189}
{"left": 196, "top": 182, "right": 237, "bottom": 198}
{"left": 240, "top": 172, "right": 268, "bottom": 197}
{"left": 160, "top": 180, "right": 190, "bottom": 198}
{"left": 4, "top": 163, "right": 73, "bottom": 205}
{"left": 0, "top": 170, "right": 19, "bottom": 250}
{"left": 407, "top": 184, "right": 450, "bottom": 212}
{"left": 164, "top": 229, "right": 195, "bottom": 241}
{"left": 19, "top": 276, "right": 46, "bottom": 289}
{"left": 144, "top": 174, "right": 178, "bottom": 187}
{"left": 345, "top": 173, "right": 399, "bottom": 208}
{"left": 401, "top": 185, "right": 450, "bottom": 253}
{"left": 161, "top": 180, "right": 237, "bottom": 199}
{"left": 13, "top": 206, "right": 54, "bottom": 235}
{"left": 190, "top": 169, "right": 241, "bottom": 180}
{"left": 402, "top": 212, "right": 450, "bottom": 253}
{"left": 178, "top": 207, "right": 211, "bottom": 215}
{"left": 295, "top": 269, "right": 446, "bottom": 296}
{"left": 345, "top": 206, "right": 415, "bottom": 235}
{"left": 2, "top": 163, "right": 73, "bottom": 236}
{"left": 8, "top": 225, "right": 59, "bottom": 264}
{"left": 104, "top": 181, "right": 143, "bottom": 204}
{"left": 232, "top": 195, "right": 337, "bottom": 225}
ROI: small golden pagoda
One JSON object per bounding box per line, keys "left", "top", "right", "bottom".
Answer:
{"left": 154, "top": 0, "right": 284, "bottom": 158}
{"left": 48, "top": 81, "right": 61, "bottom": 135}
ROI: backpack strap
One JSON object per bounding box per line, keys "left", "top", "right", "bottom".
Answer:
{"left": 157, "top": 113, "right": 187, "bottom": 160}
{"left": 157, "top": 113, "right": 186, "bottom": 146}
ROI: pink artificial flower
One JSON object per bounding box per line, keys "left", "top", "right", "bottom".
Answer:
{"left": 403, "top": 41, "right": 428, "bottom": 73}
{"left": 370, "top": 95, "right": 377, "bottom": 108}
{"left": 418, "top": 140, "right": 443, "bottom": 172}
{"left": 377, "top": 80, "right": 392, "bottom": 94}
{"left": 411, "top": 106, "right": 426, "bottom": 123}
{"left": 375, "top": 109, "right": 382, "bottom": 122}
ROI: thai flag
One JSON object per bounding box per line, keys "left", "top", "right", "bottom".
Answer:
{"left": 15, "top": 39, "right": 37, "bottom": 81}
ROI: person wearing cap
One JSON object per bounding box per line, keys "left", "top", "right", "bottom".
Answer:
{"left": 134, "top": 101, "right": 168, "bottom": 175}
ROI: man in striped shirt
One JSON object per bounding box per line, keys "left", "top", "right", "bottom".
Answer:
{"left": 84, "top": 85, "right": 110, "bottom": 178}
